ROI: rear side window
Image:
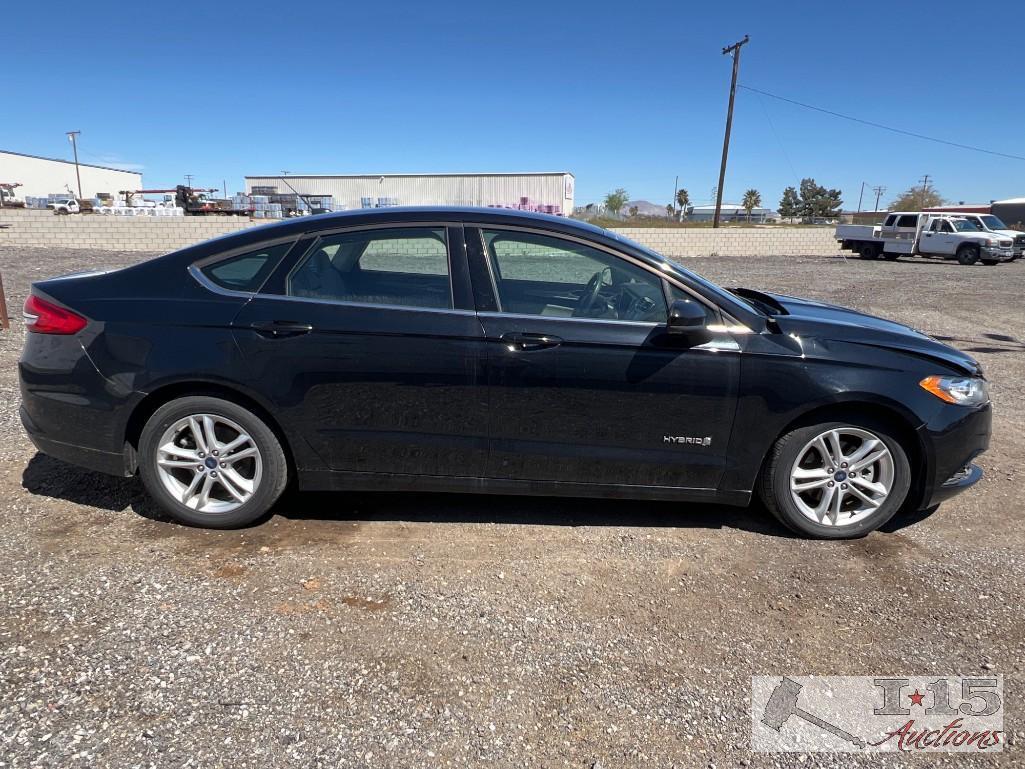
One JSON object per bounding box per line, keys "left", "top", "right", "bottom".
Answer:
{"left": 896, "top": 215, "right": 919, "bottom": 228}
{"left": 287, "top": 227, "right": 451, "bottom": 309}
{"left": 201, "top": 243, "right": 292, "bottom": 292}
{"left": 884, "top": 215, "right": 897, "bottom": 226}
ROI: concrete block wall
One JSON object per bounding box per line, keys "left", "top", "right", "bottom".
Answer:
{"left": 0, "top": 208, "right": 268, "bottom": 252}
{"left": 610, "top": 227, "right": 844, "bottom": 258}
{"left": 0, "top": 209, "right": 844, "bottom": 257}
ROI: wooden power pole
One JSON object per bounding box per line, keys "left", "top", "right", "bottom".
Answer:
{"left": 713, "top": 35, "right": 749, "bottom": 229}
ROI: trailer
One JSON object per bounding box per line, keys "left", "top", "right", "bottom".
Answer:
{"left": 836, "top": 212, "right": 1015, "bottom": 265}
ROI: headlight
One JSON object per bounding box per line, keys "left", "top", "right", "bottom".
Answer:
{"left": 920, "top": 376, "right": 989, "bottom": 406}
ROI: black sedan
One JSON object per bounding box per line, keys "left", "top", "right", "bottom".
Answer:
{"left": 19, "top": 208, "right": 991, "bottom": 537}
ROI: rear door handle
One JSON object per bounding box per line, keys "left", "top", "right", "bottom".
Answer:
{"left": 500, "top": 332, "right": 562, "bottom": 351}
{"left": 248, "top": 320, "right": 313, "bottom": 338}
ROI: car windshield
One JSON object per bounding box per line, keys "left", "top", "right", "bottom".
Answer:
{"left": 952, "top": 220, "right": 980, "bottom": 232}
{"left": 980, "top": 215, "right": 1008, "bottom": 230}
{"left": 604, "top": 229, "right": 762, "bottom": 316}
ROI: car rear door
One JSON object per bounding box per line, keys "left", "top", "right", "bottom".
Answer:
{"left": 230, "top": 223, "right": 489, "bottom": 478}
{"left": 465, "top": 225, "right": 740, "bottom": 490}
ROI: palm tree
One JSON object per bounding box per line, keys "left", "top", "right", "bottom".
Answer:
{"left": 675, "top": 189, "right": 690, "bottom": 222}
{"left": 665, "top": 204, "right": 674, "bottom": 219}
{"left": 742, "top": 189, "right": 762, "bottom": 223}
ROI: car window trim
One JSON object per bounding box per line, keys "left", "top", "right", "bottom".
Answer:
{"left": 187, "top": 235, "right": 302, "bottom": 298}
{"left": 284, "top": 222, "right": 459, "bottom": 311}
{"left": 235, "top": 291, "right": 477, "bottom": 317}
{"left": 468, "top": 223, "right": 719, "bottom": 319}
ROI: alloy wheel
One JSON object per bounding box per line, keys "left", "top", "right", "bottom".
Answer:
{"left": 789, "top": 427, "right": 895, "bottom": 527}
{"left": 155, "top": 413, "right": 263, "bottom": 514}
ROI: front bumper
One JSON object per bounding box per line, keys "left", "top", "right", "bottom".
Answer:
{"left": 917, "top": 402, "right": 991, "bottom": 509}
{"left": 981, "top": 246, "right": 1014, "bottom": 262}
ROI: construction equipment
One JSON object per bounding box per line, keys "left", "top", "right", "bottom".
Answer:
{"left": 0, "top": 183, "right": 25, "bottom": 208}
{"left": 761, "top": 677, "right": 866, "bottom": 749}
{"left": 121, "top": 186, "right": 242, "bottom": 215}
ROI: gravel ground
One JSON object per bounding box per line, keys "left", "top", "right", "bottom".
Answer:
{"left": 1, "top": 246, "right": 1023, "bottom": 768}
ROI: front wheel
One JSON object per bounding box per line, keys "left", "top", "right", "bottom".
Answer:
{"left": 957, "top": 245, "right": 980, "bottom": 265}
{"left": 758, "top": 421, "right": 911, "bottom": 539}
{"left": 138, "top": 396, "right": 288, "bottom": 528}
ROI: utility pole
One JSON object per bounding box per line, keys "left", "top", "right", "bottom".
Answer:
{"left": 857, "top": 181, "right": 866, "bottom": 213}
{"left": 872, "top": 185, "right": 886, "bottom": 212}
{"left": 671, "top": 175, "right": 678, "bottom": 219}
{"left": 66, "top": 131, "right": 82, "bottom": 200}
{"left": 918, "top": 174, "right": 931, "bottom": 209}
{"left": 185, "top": 174, "right": 194, "bottom": 188}
{"left": 713, "top": 34, "right": 749, "bottom": 229}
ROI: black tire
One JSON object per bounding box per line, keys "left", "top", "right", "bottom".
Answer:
{"left": 882, "top": 251, "right": 900, "bottom": 261}
{"left": 858, "top": 243, "right": 879, "bottom": 260}
{"left": 980, "top": 259, "right": 1000, "bottom": 266}
{"left": 957, "top": 244, "right": 980, "bottom": 265}
{"left": 138, "top": 396, "right": 288, "bottom": 528}
{"left": 758, "top": 419, "right": 912, "bottom": 539}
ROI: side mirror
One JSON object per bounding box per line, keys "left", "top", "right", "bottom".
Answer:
{"left": 667, "top": 298, "right": 708, "bottom": 335}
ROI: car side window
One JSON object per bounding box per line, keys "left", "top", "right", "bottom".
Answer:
{"left": 481, "top": 229, "right": 667, "bottom": 322}
{"left": 201, "top": 242, "right": 293, "bottom": 292}
{"left": 287, "top": 227, "right": 451, "bottom": 309}
{"left": 940, "top": 221, "right": 954, "bottom": 234}
{"left": 896, "top": 214, "right": 919, "bottom": 228}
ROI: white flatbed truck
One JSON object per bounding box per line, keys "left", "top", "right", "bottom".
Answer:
{"left": 836, "top": 212, "right": 1014, "bottom": 265}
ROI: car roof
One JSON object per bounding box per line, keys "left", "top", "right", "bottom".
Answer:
{"left": 179, "top": 206, "right": 659, "bottom": 264}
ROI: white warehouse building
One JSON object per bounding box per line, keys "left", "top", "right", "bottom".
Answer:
{"left": 0, "top": 149, "right": 142, "bottom": 200}
{"left": 244, "top": 172, "right": 575, "bottom": 215}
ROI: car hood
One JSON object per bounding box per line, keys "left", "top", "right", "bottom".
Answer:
{"left": 749, "top": 290, "right": 982, "bottom": 377}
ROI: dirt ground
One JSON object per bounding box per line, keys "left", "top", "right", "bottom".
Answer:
{"left": 1, "top": 246, "right": 1022, "bottom": 768}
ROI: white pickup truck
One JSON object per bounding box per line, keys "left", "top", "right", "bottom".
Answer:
{"left": 47, "top": 198, "right": 81, "bottom": 215}
{"left": 938, "top": 213, "right": 1024, "bottom": 261}
{"left": 836, "top": 212, "right": 1015, "bottom": 265}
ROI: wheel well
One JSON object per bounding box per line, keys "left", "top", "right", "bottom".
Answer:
{"left": 759, "top": 402, "right": 927, "bottom": 509}
{"left": 124, "top": 383, "right": 296, "bottom": 478}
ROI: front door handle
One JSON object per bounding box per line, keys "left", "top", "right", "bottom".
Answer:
{"left": 248, "top": 320, "right": 313, "bottom": 338}
{"left": 500, "top": 332, "right": 562, "bottom": 351}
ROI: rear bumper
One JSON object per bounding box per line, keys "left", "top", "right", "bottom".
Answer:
{"left": 21, "top": 406, "right": 129, "bottom": 475}
{"left": 19, "top": 334, "right": 137, "bottom": 477}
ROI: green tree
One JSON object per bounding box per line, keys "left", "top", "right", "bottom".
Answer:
{"left": 778, "top": 186, "right": 800, "bottom": 220}
{"left": 742, "top": 189, "right": 762, "bottom": 222}
{"left": 604, "top": 188, "right": 629, "bottom": 217}
{"left": 629, "top": 205, "right": 639, "bottom": 218}
{"left": 675, "top": 188, "right": 691, "bottom": 221}
{"left": 798, "top": 178, "right": 843, "bottom": 221}
{"left": 888, "top": 185, "right": 945, "bottom": 211}
{"left": 665, "top": 204, "right": 674, "bottom": 218}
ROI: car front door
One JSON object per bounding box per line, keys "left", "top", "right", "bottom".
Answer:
{"left": 230, "top": 224, "right": 488, "bottom": 478}
{"left": 466, "top": 226, "right": 740, "bottom": 490}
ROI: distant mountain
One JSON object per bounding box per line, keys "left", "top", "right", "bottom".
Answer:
{"left": 623, "top": 200, "right": 667, "bottom": 217}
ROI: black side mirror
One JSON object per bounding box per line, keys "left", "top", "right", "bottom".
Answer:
{"left": 667, "top": 298, "right": 708, "bottom": 335}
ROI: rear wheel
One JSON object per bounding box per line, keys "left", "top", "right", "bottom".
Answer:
{"left": 858, "top": 243, "right": 879, "bottom": 260}
{"left": 138, "top": 396, "right": 288, "bottom": 528}
{"left": 957, "top": 244, "right": 980, "bottom": 265}
{"left": 758, "top": 420, "right": 911, "bottom": 539}
{"left": 882, "top": 251, "right": 900, "bottom": 261}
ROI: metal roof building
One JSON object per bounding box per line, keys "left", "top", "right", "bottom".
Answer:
{"left": 0, "top": 149, "right": 142, "bottom": 199}
{"left": 244, "top": 172, "right": 575, "bottom": 215}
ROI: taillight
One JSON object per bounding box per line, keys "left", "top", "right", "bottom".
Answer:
{"left": 23, "top": 295, "right": 87, "bottom": 335}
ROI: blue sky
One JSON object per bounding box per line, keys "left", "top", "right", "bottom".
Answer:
{"left": 3, "top": 1, "right": 1022, "bottom": 209}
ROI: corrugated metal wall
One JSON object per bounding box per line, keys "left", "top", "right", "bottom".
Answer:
{"left": 244, "top": 173, "right": 575, "bottom": 214}
{"left": 0, "top": 151, "right": 142, "bottom": 199}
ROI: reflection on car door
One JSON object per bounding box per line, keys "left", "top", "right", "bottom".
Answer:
{"left": 467, "top": 226, "right": 740, "bottom": 490}
{"left": 231, "top": 225, "right": 489, "bottom": 478}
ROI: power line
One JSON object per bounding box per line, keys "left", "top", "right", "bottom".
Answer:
{"left": 738, "top": 85, "right": 1025, "bottom": 162}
